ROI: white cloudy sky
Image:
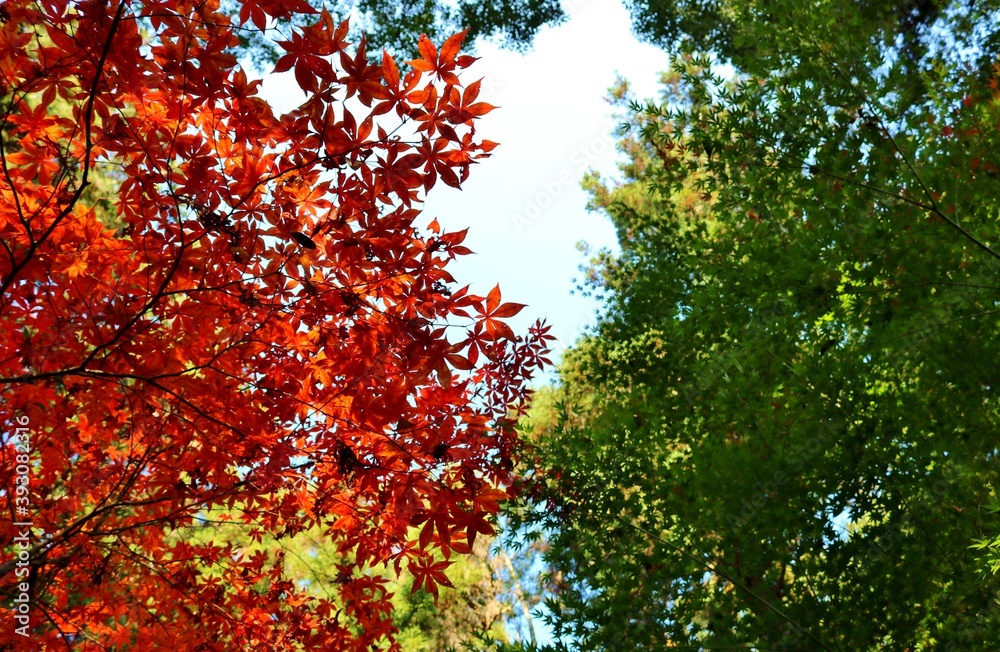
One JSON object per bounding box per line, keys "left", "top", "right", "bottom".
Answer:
{"left": 260, "top": 0, "right": 669, "bottom": 376}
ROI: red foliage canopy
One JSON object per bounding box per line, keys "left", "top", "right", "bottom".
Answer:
{"left": 0, "top": 0, "right": 552, "bottom": 648}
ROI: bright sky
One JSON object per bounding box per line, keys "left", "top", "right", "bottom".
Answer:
{"left": 259, "top": 0, "right": 668, "bottom": 375}
{"left": 420, "top": 1, "right": 667, "bottom": 370}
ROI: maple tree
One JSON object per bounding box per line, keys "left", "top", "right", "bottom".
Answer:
{"left": 185, "top": 517, "right": 512, "bottom": 650}
{"left": 0, "top": 0, "right": 553, "bottom": 648}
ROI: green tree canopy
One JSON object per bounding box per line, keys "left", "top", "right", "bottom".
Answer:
{"left": 510, "top": 0, "right": 1000, "bottom": 649}
{"left": 622, "top": 0, "right": 999, "bottom": 75}
{"left": 229, "top": 0, "right": 564, "bottom": 65}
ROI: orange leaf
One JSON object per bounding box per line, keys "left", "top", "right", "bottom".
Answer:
{"left": 491, "top": 302, "right": 526, "bottom": 319}
{"left": 417, "top": 34, "right": 437, "bottom": 67}
{"left": 485, "top": 284, "right": 501, "bottom": 314}
{"left": 439, "top": 29, "right": 468, "bottom": 65}
{"left": 381, "top": 50, "right": 400, "bottom": 88}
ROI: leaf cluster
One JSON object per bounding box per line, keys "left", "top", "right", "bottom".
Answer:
{"left": 512, "top": 1, "right": 1000, "bottom": 649}
{"left": 0, "top": 0, "right": 554, "bottom": 648}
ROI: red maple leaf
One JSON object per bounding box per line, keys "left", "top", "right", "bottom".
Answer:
{"left": 0, "top": 2, "right": 555, "bottom": 649}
